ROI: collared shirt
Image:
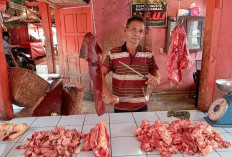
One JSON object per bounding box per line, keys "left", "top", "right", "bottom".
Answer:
{"left": 3, "top": 40, "right": 11, "bottom": 55}
{"left": 103, "top": 42, "right": 159, "bottom": 111}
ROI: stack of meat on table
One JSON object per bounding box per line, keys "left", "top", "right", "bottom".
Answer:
{"left": 0, "top": 119, "right": 231, "bottom": 157}
{"left": 136, "top": 119, "right": 231, "bottom": 157}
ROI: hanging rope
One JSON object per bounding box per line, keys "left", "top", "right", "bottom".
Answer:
{"left": 91, "top": 0, "right": 96, "bottom": 35}
{"left": 176, "top": 0, "right": 181, "bottom": 22}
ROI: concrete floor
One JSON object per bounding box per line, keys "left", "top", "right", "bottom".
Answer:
{"left": 13, "top": 92, "right": 197, "bottom": 117}
{"left": 81, "top": 92, "right": 197, "bottom": 114}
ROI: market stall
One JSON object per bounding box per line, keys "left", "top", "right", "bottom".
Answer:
{"left": 1, "top": 1, "right": 232, "bottom": 157}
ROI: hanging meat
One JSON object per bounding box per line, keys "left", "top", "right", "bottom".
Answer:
{"left": 83, "top": 121, "right": 111, "bottom": 157}
{"left": 166, "top": 25, "right": 192, "bottom": 86}
{"left": 80, "top": 32, "right": 105, "bottom": 116}
{"left": 136, "top": 119, "right": 231, "bottom": 157}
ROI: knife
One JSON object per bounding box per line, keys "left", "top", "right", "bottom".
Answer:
{"left": 116, "top": 95, "right": 134, "bottom": 103}
{"left": 119, "top": 61, "right": 148, "bottom": 80}
{"left": 103, "top": 95, "right": 133, "bottom": 104}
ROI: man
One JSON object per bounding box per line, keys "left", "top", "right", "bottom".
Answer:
{"left": 101, "top": 16, "right": 160, "bottom": 112}
{"left": 2, "top": 31, "right": 20, "bottom": 67}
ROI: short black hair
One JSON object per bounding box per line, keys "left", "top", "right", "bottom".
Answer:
{"left": 126, "top": 16, "right": 145, "bottom": 28}
{"left": 2, "top": 31, "right": 10, "bottom": 38}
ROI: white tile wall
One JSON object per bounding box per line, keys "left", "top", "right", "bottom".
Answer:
{"left": 111, "top": 137, "right": 146, "bottom": 156}
{"left": 9, "top": 117, "right": 36, "bottom": 126}
{"left": 156, "top": 111, "right": 179, "bottom": 122}
{"left": 30, "top": 116, "right": 61, "bottom": 127}
{"left": 110, "top": 123, "right": 137, "bottom": 137}
{"left": 76, "top": 151, "right": 94, "bottom": 157}
{"left": 224, "top": 127, "right": 232, "bottom": 133}
{"left": 133, "top": 112, "right": 159, "bottom": 123}
{"left": 110, "top": 112, "right": 134, "bottom": 124}
{"left": 84, "top": 113, "right": 109, "bottom": 125}
{"left": 6, "top": 142, "right": 24, "bottom": 157}
{"left": 58, "top": 115, "right": 85, "bottom": 126}
{"left": 0, "top": 143, "right": 16, "bottom": 157}
{"left": 65, "top": 125, "right": 83, "bottom": 132}
{"left": 217, "top": 151, "right": 232, "bottom": 157}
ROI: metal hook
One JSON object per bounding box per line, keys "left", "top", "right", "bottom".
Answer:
{"left": 179, "top": 18, "right": 184, "bottom": 24}
{"left": 176, "top": 0, "right": 182, "bottom": 22}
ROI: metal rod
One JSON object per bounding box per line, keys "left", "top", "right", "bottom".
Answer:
{"left": 119, "top": 61, "right": 148, "bottom": 80}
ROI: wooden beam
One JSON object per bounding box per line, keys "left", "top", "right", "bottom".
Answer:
{"left": 24, "top": 2, "right": 40, "bottom": 6}
{"left": 215, "top": 0, "right": 222, "bottom": 9}
{"left": 198, "top": 0, "right": 222, "bottom": 112}
{"left": 24, "top": 6, "right": 41, "bottom": 22}
{"left": 38, "top": 0, "right": 59, "bottom": 8}
{"left": 39, "top": 2, "right": 56, "bottom": 73}
{"left": 0, "top": 23, "right": 14, "bottom": 120}
{"left": 4, "top": 15, "right": 26, "bottom": 23}
{"left": 54, "top": 9, "right": 64, "bottom": 75}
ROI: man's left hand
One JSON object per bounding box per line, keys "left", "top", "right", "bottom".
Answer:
{"left": 145, "top": 74, "right": 160, "bottom": 88}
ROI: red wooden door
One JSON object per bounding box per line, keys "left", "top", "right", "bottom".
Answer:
{"left": 55, "top": 7, "right": 93, "bottom": 88}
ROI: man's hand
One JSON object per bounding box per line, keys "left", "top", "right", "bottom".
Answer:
{"left": 104, "top": 94, "right": 119, "bottom": 106}
{"left": 145, "top": 74, "right": 160, "bottom": 88}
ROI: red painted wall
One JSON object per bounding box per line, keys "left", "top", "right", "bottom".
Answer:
{"left": 92, "top": 0, "right": 206, "bottom": 93}
{"left": 0, "top": 25, "right": 14, "bottom": 120}
{"left": 213, "top": 0, "right": 232, "bottom": 100}
{"left": 8, "top": 26, "right": 29, "bottom": 44}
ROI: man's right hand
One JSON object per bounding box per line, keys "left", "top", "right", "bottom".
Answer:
{"left": 105, "top": 94, "right": 119, "bottom": 106}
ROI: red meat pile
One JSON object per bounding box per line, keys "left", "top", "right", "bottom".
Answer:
{"left": 16, "top": 126, "right": 85, "bottom": 157}
{"left": 136, "top": 119, "right": 231, "bottom": 157}
{"left": 166, "top": 25, "right": 192, "bottom": 86}
{"left": 83, "top": 121, "right": 111, "bottom": 157}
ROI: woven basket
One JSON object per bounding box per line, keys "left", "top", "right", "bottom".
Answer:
{"left": 8, "top": 67, "right": 51, "bottom": 108}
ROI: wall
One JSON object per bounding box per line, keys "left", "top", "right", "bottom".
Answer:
{"left": 92, "top": 0, "right": 206, "bottom": 93}
{"left": 8, "top": 26, "right": 29, "bottom": 44}
{"left": 213, "top": 0, "right": 232, "bottom": 100}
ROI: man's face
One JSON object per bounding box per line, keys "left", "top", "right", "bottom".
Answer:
{"left": 124, "top": 20, "right": 145, "bottom": 45}
{"left": 4, "top": 36, "right": 9, "bottom": 41}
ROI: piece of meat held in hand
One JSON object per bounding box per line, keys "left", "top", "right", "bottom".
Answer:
{"left": 136, "top": 119, "right": 232, "bottom": 157}
{"left": 80, "top": 32, "right": 105, "bottom": 116}
{"left": 83, "top": 121, "right": 111, "bottom": 157}
{"left": 16, "top": 127, "right": 85, "bottom": 157}
{"left": 0, "top": 122, "right": 28, "bottom": 141}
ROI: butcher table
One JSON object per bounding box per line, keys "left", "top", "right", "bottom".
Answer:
{"left": 1, "top": 110, "right": 232, "bottom": 157}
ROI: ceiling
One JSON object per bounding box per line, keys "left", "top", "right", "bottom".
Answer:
{"left": 39, "top": 0, "right": 91, "bottom": 8}
{"left": 1, "top": 0, "right": 91, "bottom": 28}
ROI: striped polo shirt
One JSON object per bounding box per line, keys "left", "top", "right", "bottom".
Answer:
{"left": 103, "top": 42, "right": 159, "bottom": 111}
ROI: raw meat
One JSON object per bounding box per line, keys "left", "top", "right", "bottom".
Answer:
{"left": 166, "top": 25, "right": 192, "bottom": 86}
{"left": 80, "top": 32, "right": 105, "bottom": 116}
{"left": 136, "top": 119, "right": 231, "bottom": 157}
{"left": 16, "top": 126, "right": 85, "bottom": 157}
{"left": 83, "top": 121, "right": 111, "bottom": 157}
{"left": 0, "top": 121, "right": 28, "bottom": 141}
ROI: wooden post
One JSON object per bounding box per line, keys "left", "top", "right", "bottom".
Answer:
{"left": 39, "top": 2, "right": 56, "bottom": 73}
{"left": 198, "top": 0, "right": 222, "bottom": 112}
{"left": 0, "top": 24, "right": 14, "bottom": 120}
{"left": 54, "top": 9, "right": 64, "bottom": 75}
